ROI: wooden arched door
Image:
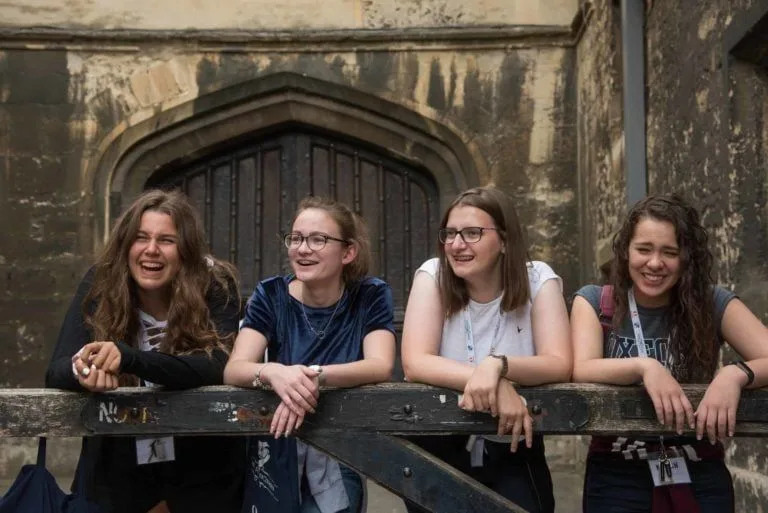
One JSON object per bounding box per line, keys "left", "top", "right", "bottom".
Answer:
{"left": 146, "top": 129, "right": 441, "bottom": 329}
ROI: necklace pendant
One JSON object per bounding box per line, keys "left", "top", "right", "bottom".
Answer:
{"left": 300, "top": 286, "right": 344, "bottom": 341}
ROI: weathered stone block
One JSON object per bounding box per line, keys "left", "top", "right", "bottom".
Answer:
{"left": 6, "top": 156, "right": 70, "bottom": 194}
{"left": 0, "top": 51, "right": 70, "bottom": 105}
{"left": 130, "top": 63, "right": 182, "bottom": 108}
{"left": 4, "top": 105, "right": 76, "bottom": 156}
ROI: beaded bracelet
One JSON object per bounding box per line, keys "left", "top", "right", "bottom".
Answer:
{"left": 252, "top": 363, "right": 272, "bottom": 390}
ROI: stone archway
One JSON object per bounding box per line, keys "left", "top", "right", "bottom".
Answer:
{"left": 87, "top": 72, "right": 486, "bottom": 242}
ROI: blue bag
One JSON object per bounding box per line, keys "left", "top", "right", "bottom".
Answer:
{"left": 241, "top": 435, "right": 301, "bottom": 513}
{"left": 0, "top": 438, "right": 102, "bottom": 513}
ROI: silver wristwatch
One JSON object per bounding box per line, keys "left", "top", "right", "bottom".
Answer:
{"left": 309, "top": 364, "right": 325, "bottom": 386}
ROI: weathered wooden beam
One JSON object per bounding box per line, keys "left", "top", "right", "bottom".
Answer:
{"left": 1, "top": 384, "right": 767, "bottom": 438}
{"left": 303, "top": 432, "right": 528, "bottom": 513}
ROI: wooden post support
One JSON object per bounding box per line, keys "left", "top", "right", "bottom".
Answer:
{"left": 303, "top": 432, "right": 528, "bottom": 513}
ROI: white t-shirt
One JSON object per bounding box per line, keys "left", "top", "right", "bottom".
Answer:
{"left": 416, "top": 257, "right": 562, "bottom": 363}
{"left": 138, "top": 310, "right": 167, "bottom": 388}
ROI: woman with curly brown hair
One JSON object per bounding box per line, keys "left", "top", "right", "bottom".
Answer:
{"left": 571, "top": 193, "right": 768, "bottom": 513}
{"left": 45, "top": 189, "right": 245, "bottom": 513}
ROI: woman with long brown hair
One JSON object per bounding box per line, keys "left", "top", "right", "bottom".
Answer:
{"left": 401, "top": 185, "right": 572, "bottom": 513}
{"left": 46, "top": 189, "right": 244, "bottom": 513}
{"left": 571, "top": 193, "right": 768, "bottom": 512}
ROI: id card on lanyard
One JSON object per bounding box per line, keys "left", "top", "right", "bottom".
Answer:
{"left": 628, "top": 289, "right": 691, "bottom": 486}
{"left": 462, "top": 306, "right": 503, "bottom": 467}
{"left": 463, "top": 306, "right": 504, "bottom": 364}
{"left": 627, "top": 288, "right": 649, "bottom": 358}
{"left": 136, "top": 378, "right": 176, "bottom": 464}
{"left": 137, "top": 436, "right": 176, "bottom": 465}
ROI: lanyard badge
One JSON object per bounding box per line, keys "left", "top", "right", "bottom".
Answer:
{"left": 629, "top": 291, "right": 692, "bottom": 486}
{"left": 647, "top": 436, "right": 691, "bottom": 486}
{"left": 463, "top": 307, "right": 504, "bottom": 365}
{"left": 627, "top": 288, "right": 649, "bottom": 359}
{"left": 461, "top": 306, "right": 505, "bottom": 469}
{"left": 657, "top": 437, "right": 673, "bottom": 483}
{"left": 136, "top": 436, "right": 176, "bottom": 465}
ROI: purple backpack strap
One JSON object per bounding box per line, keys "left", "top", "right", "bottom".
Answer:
{"left": 599, "top": 285, "right": 614, "bottom": 336}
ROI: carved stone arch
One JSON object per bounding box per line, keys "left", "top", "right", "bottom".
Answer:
{"left": 88, "top": 72, "right": 486, "bottom": 242}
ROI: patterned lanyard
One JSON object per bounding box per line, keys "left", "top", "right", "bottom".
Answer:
{"left": 627, "top": 288, "right": 649, "bottom": 358}
{"left": 629, "top": 289, "right": 675, "bottom": 468}
{"left": 463, "top": 305, "right": 504, "bottom": 364}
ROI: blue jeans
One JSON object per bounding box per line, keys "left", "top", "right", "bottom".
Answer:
{"left": 583, "top": 455, "right": 734, "bottom": 513}
{"left": 300, "top": 464, "right": 364, "bottom": 513}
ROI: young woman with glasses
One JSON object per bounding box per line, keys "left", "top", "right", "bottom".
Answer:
{"left": 400, "top": 186, "right": 572, "bottom": 513}
{"left": 224, "top": 196, "right": 396, "bottom": 513}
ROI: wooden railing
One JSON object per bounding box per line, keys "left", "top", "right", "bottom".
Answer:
{"left": 2, "top": 384, "right": 767, "bottom": 513}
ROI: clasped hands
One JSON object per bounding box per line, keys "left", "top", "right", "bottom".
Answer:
{"left": 71, "top": 341, "right": 122, "bottom": 392}
{"left": 459, "top": 355, "right": 533, "bottom": 453}
{"left": 259, "top": 363, "right": 322, "bottom": 438}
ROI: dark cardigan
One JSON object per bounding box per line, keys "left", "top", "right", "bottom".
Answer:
{"left": 45, "top": 268, "right": 245, "bottom": 513}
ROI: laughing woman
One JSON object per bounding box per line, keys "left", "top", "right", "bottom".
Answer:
{"left": 224, "top": 196, "right": 396, "bottom": 513}
{"left": 571, "top": 193, "right": 768, "bottom": 513}
{"left": 401, "top": 186, "right": 572, "bottom": 513}
{"left": 45, "top": 190, "right": 244, "bottom": 513}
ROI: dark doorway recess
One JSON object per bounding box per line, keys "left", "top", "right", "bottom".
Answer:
{"left": 146, "top": 128, "right": 441, "bottom": 325}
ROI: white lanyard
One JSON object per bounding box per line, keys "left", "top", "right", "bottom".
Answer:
{"left": 463, "top": 306, "right": 504, "bottom": 364}
{"left": 627, "top": 288, "right": 649, "bottom": 358}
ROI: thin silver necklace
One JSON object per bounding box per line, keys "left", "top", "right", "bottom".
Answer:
{"left": 300, "top": 286, "right": 344, "bottom": 339}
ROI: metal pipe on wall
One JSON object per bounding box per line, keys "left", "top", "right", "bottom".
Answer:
{"left": 621, "top": 0, "right": 648, "bottom": 205}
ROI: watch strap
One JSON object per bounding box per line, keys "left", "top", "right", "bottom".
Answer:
{"left": 728, "top": 360, "right": 755, "bottom": 387}
{"left": 489, "top": 353, "right": 508, "bottom": 379}
{"left": 309, "top": 364, "right": 325, "bottom": 386}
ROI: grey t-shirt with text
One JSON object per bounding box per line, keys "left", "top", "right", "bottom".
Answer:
{"left": 575, "top": 285, "right": 736, "bottom": 366}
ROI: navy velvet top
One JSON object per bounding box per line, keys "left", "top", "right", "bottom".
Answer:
{"left": 242, "top": 275, "right": 395, "bottom": 366}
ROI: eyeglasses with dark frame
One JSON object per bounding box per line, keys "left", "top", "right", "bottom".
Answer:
{"left": 438, "top": 227, "right": 499, "bottom": 244}
{"left": 283, "top": 232, "right": 349, "bottom": 251}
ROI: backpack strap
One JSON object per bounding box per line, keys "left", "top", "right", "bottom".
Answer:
{"left": 598, "top": 285, "right": 615, "bottom": 337}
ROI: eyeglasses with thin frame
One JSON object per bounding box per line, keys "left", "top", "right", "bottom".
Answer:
{"left": 283, "top": 232, "right": 349, "bottom": 251}
{"left": 438, "top": 227, "right": 498, "bottom": 244}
